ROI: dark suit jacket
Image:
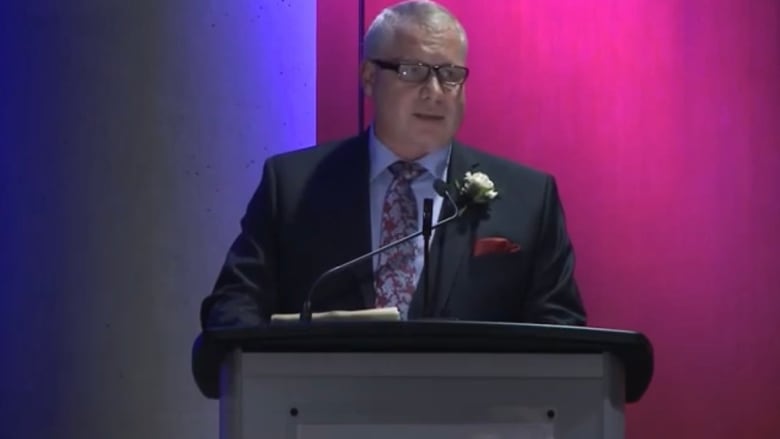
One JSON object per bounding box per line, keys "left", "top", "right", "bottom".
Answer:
{"left": 200, "top": 132, "right": 586, "bottom": 328}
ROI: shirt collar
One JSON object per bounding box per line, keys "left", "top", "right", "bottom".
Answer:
{"left": 368, "top": 124, "right": 451, "bottom": 182}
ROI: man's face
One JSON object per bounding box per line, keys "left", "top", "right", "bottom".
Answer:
{"left": 361, "top": 24, "right": 467, "bottom": 158}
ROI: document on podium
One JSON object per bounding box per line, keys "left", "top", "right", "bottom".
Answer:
{"left": 270, "top": 307, "right": 400, "bottom": 323}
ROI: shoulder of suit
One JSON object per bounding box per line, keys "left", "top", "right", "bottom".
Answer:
{"left": 262, "top": 134, "right": 364, "bottom": 168}
{"left": 454, "top": 141, "right": 553, "bottom": 183}
{"left": 262, "top": 136, "right": 556, "bottom": 184}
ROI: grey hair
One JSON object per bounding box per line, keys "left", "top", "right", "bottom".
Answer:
{"left": 362, "top": 0, "right": 468, "bottom": 60}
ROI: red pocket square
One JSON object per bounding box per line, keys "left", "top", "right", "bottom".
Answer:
{"left": 473, "top": 237, "right": 521, "bottom": 257}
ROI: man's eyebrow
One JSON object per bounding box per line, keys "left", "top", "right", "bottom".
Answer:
{"left": 399, "top": 58, "right": 462, "bottom": 67}
{"left": 393, "top": 58, "right": 422, "bottom": 64}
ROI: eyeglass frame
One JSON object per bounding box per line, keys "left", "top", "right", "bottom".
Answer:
{"left": 370, "top": 59, "right": 470, "bottom": 86}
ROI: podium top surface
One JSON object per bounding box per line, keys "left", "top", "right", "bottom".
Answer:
{"left": 193, "top": 320, "right": 653, "bottom": 403}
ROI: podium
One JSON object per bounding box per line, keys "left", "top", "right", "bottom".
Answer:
{"left": 192, "top": 320, "right": 653, "bottom": 439}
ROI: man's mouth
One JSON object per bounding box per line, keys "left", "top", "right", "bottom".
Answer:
{"left": 413, "top": 113, "right": 445, "bottom": 121}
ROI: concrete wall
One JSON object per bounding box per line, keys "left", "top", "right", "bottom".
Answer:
{"left": 0, "top": 0, "right": 316, "bottom": 437}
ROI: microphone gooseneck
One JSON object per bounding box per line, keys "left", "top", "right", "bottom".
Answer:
{"left": 299, "top": 179, "right": 464, "bottom": 323}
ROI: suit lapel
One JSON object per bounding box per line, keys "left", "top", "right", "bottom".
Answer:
{"left": 412, "top": 142, "right": 476, "bottom": 317}
{"left": 352, "top": 137, "right": 378, "bottom": 308}
{"left": 319, "top": 132, "right": 375, "bottom": 308}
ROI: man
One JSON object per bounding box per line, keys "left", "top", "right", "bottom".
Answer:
{"left": 200, "top": 0, "right": 586, "bottom": 329}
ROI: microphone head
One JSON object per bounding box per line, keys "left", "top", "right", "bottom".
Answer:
{"left": 433, "top": 178, "right": 464, "bottom": 219}
{"left": 433, "top": 179, "right": 449, "bottom": 197}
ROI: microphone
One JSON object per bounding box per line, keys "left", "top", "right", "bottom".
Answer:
{"left": 433, "top": 179, "right": 453, "bottom": 200}
{"left": 299, "top": 179, "right": 463, "bottom": 323}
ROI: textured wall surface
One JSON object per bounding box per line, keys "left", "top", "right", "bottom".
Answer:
{"left": 0, "top": 0, "right": 315, "bottom": 437}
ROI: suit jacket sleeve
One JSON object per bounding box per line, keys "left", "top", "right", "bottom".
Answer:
{"left": 199, "top": 159, "right": 279, "bottom": 329}
{"left": 522, "top": 176, "right": 587, "bottom": 326}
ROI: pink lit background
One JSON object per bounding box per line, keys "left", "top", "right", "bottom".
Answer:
{"left": 319, "top": 0, "right": 780, "bottom": 437}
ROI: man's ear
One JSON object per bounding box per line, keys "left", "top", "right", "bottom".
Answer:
{"left": 359, "top": 60, "right": 376, "bottom": 97}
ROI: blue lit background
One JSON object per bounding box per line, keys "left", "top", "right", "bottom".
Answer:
{"left": 0, "top": 1, "right": 316, "bottom": 437}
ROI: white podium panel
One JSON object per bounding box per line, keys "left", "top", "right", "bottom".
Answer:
{"left": 219, "top": 351, "right": 625, "bottom": 439}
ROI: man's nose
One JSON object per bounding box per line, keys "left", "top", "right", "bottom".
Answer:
{"left": 420, "top": 71, "right": 444, "bottom": 100}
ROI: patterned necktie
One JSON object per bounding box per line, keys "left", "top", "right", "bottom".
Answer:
{"left": 375, "top": 160, "right": 427, "bottom": 319}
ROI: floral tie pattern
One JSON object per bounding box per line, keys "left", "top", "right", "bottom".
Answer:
{"left": 375, "top": 161, "right": 426, "bottom": 319}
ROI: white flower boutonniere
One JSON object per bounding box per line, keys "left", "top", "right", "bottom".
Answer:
{"left": 455, "top": 170, "right": 499, "bottom": 205}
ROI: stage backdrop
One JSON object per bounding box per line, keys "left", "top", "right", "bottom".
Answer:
{"left": 318, "top": 0, "right": 780, "bottom": 437}
{"left": 0, "top": 1, "right": 777, "bottom": 438}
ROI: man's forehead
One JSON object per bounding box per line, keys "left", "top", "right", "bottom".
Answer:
{"left": 392, "top": 23, "right": 460, "bottom": 43}
{"left": 383, "top": 27, "right": 465, "bottom": 62}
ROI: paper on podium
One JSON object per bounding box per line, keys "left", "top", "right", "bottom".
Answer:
{"left": 270, "top": 307, "right": 400, "bottom": 323}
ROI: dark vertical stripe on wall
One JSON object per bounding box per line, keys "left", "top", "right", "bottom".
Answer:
{"left": 357, "top": 0, "right": 366, "bottom": 131}
{"left": 316, "top": 0, "right": 360, "bottom": 142}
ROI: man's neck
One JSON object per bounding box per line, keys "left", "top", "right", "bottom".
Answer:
{"left": 368, "top": 125, "right": 451, "bottom": 183}
{"left": 371, "top": 127, "right": 447, "bottom": 161}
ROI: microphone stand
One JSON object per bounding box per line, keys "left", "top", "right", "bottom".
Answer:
{"left": 300, "top": 222, "right": 431, "bottom": 323}
{"left": 421, "top": 198, "right": 434, "bottom": 318}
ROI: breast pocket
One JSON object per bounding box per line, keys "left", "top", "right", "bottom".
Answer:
{"left": 466, "top": 250, "right": 529, "bottom": 306}
{"left": 468, "top": 250, "right": 528, "bottom": 282}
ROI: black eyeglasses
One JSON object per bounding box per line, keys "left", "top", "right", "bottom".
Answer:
{"left": 371, "top": 59, "right": 470, "bottom": 86}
